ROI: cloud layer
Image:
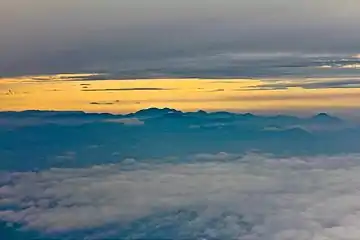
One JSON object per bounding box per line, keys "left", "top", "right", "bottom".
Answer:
{"left": 2, "top": 153, "right": 360, "bottom": 239}
{"left": 1, "top": 0, "right": 360, "bottom": 76}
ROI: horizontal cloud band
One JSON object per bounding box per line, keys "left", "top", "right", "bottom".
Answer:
{"left": 1, "top": 153, "right": 360, "bottom": 239}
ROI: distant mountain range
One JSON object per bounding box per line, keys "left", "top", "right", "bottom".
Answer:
{"left": 0, "top": 108, "right": 358, "bottom": 171}
{"left": 0, "top": 108, "right": 343, "bottom": 126}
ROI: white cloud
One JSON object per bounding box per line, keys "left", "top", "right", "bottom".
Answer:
{"left": 2, "top": 154, "right": 360, "bottom": 239}
{"left": 104, "top": 118, "right": 144, "bottom": 126}
{"left": 193, "top": 152, "right": 236, "bottom": 161}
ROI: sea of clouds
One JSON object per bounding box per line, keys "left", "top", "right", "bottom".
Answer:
{"left": 1, "top": 153, "right": 360, "bottom": 239}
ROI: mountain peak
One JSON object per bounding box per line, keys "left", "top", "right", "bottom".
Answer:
{"left": 134, "top": 108, "right": 182, "bottom": 117}
{"left": 315, "top": 113, "right": 330, "bottom": 117}
{"left": 311, "top": 113, "right": 342, "bottom": 123}
{"left": 196, "top": 110, "right": 207, "bottom": 114}
{"left": 243, "top": 113, "right": 255, "bottom": 118}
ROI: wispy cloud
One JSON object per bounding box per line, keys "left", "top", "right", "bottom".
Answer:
{"left": 244, "top": 78, "right": 360, "bottom": 90}
{"left": 104, "top": 118, "right": 144, "bottom": 126}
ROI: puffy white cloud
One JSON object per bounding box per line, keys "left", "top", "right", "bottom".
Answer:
{"left": 1, "top": 154, "right": 360, "bottom": 239}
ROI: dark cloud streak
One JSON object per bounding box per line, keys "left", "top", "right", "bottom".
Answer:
{"left": 245, "top": 79, "right": 360, "bottom": 90}
{"left": 82, "top": 88, "right": 172, "bottom": 92}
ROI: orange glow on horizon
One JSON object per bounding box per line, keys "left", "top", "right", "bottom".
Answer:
{"left": 1, "top": 75, "right": 360, "bottom": 115}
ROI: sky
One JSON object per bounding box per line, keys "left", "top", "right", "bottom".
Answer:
{"left": 2, "top": 75, "right": 360, "bottom": 117}
{"left": 1, "top": 0, "right": 360, "bottom": 76}
{"left": 1, "top": 0, "right": 360, "bottom": 116}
